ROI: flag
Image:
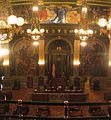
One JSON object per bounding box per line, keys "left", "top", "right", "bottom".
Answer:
{"left": 52, "top": 64, "right": 56, "bottom": 79}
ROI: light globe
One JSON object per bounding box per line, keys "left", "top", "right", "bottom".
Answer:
{"left": 8, "top": 15, "right": 17, "bottom": 25}
{"left": 98, "top": 18, "right": 107, "bottom": 27}
{"left": 16, "top": 17, "right": 24, "bottom": 26}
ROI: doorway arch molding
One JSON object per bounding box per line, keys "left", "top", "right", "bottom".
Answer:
{"left": 45, "top": 37, "right": 73, "bottom": 54}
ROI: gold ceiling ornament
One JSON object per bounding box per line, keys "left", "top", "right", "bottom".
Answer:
{"left": 74, "top": 0, "right": 93, "bottom": 41}
{"left": 38, "top": 0, "right": 44, "bottom": 6}
{"left": 76, "top": 0, "right": 83, "bottom": 6}
{"left": 0, "top": 0, "right": 25, "bottom": 44}
{"left": 27, "top": 0, "right": 45, "bottom": 46}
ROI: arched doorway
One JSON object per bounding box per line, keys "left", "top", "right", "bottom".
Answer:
{"left": 46, "top": 39, "right": 72, "bottom": 78}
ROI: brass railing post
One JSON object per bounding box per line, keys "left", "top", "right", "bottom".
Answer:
{"left": 64, "top": 101, "right": 68, "bottom": 119}
{"left": 18, "top": 99, "right": 23, "bottom": 120}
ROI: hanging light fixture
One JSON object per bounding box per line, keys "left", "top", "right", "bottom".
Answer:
{"left": 74, "top": 28, "right": 93, "bottom": 41}
{"left": 97, "top": 10, "right": 111, "bottom": 39}
{"left": 97, "top": 9, "right": 111, "bottom": 29}
{"left": 98, "top": 17, "right": 111, "bottom": 29}
{"left": 74, "top": 0, "right": 93, "bottom": 41}
{"left": 0, "top": 0, "right": 25, "bottom": 44}
{"left": 27, "top": 0, "right": 44, "bottom": 44}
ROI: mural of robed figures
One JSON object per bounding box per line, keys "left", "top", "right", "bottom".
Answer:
{"left": 80, "top": 41, "right": 107, "bottom": 76}
{"left": 13, "top": 5, "right": 80, "bottom": 24}
{"left": 38, "top": 7, "right": 80, "bottom": 24}
{"left": 10, "top": 39, "right": 39, "bottom": 76}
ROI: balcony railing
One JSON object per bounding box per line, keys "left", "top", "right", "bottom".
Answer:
{"left": 0, "top": 100, "right": 111, "bottom": 119}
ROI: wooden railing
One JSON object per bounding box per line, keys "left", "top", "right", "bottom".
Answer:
{"left": 0, "top": 100, "right": 111, "bottom": 119}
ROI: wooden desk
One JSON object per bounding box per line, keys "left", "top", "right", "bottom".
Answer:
{"left": 31, "top": 92, "right": 88, "bottom": 102}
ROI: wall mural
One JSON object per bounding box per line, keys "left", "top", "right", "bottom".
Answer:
{"left": 10, "top": 39, "right": 38, "bottom": 76}
{"left": 12, "top": 4, "right": 110, "bottom": 24}
{"left": 13, "top": 5, "right": 80, "bottom": 24}
{"left": 80, "top": 41, "right": 107, "bottom": 76}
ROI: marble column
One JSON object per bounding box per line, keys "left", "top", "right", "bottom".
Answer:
{"left": 73, "top": 40, "right": 80, "bottom": 76}
{"left": 38, "top": 39, "right": 45, "bottom": 76}
{"left": 108, "top": 35, "right": 111, "bottom": 77}
{"left": 1, "top": 43, "right": 10, "bottom": 76}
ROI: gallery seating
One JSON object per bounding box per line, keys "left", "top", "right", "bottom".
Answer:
{"left": 0, "top": 91, "right": 10, "bottom": 114}
{"left": 4, "top": 91, "right": 12, "bottom": 100}
{"left": 68, "top": 93, "right": 87, "bottom": 117}
{"left": 31, "top": 93, "right": 49, "bottom": 101}
{"left": 69, "top": 106, "right": 83, "bottom": 117}
{"left": 31, "top": 93, "right": 50, "bottom": 117}
{"left": 36, "top": 107, "right": 50, "bottom": 117}
{"left": 13, "top": 105, "right": 29, "bottom": 116}
{"left": 92, "top": 80, "right": 100, "bottom": 90}
{"left": 104, "top": 92, "right": 111, "bottom": 101}
{"left": 68, "top": 93, "right": 87, "bottom": 102}
{"left": 89, "top": 106, "right": 106, "bottom": 116}
{"left": 108, "top": 106, "right": 111, "bottom": 116}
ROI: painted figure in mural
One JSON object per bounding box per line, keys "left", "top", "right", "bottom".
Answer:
{"left": 51, "top": 7, "right": 66, "bottom": 23}
{"left": 38, "top": 8, "right": 48, "bottom": 22}
{"left": 16, "top": 44, "right": 38, "bottom": 76}
{"left": 17, "top": 61, "right": 24, "bottom": 75}
{"left": 19, "top": 46, "right": 29, "bottom": 60}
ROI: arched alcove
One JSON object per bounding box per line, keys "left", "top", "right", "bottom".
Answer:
{"left": 10, "top": 38, "right": 39, "bottom": 76}
{"left": 45, "top": 39, "right": 73, "bottom": 78}
{"left": 80, "top": 40, "right": 108, "bottom": 76}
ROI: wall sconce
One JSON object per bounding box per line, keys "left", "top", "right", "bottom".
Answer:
{"left": 38, "top": 60, "right": 45, "bottom": 65}
{"left": 80, "top": 41, "right": 87, "bottom": 46}
{"left": 3, "top": 60, "right": 9, "bottom": 66}
{"left": 0, "top": 48, "right": 9, "bottom": 56}
{"left": 109, "top": 61, "right": 111, "bottom": 66}
{"left": 73, "top": 60, "right": 80, "bottom": 66}
{"left": 33, "top": 41, "right": 39, "bottom": 46}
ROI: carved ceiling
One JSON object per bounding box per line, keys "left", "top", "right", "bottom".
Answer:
{"left": 0, "top": 0, "right": 111, "bottom": 24}
{"left": 0, "top": 0, "right": 111, "bottom": 7}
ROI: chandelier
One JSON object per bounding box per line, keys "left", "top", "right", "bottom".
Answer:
{"left": 0, "top": 0, "right": 24, "bottom": 44}
{"left": 27, "top": 0, "right": 44, "bottom": 45}
{"left": 98, "top": 18, "right": 111, "bottom": 28}
{"left": 74, "top": 0, "right": 93, "bottom": 41}
{"left": 97, "top": 9, "right": 111, "bottom": 40}
{"left": 74, "top": 28, "right": 93, "bottom": 41}
{"left": 97, "top": 10, "right": 111, "bottom": 31}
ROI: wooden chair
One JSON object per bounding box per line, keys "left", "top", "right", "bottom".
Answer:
{"left": 13, "top": 105, "right": 29, "bottom": 116}
{"left": 68, "top": 94, "right": 87, "bottom": 117}
{"left": 69, "top": 106, "right": 83, "bottom": 117}
{"left": 36, "top": 107, "right": 49, "bottom": 116}
{"left": 69, "top": 94, "right": 87, "bottom": 102}
{"left": 89, "top": 106, "right": 106, "bottom": 116}
{"left": 31, "top": 93, "right": 50, "bottom": 117}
